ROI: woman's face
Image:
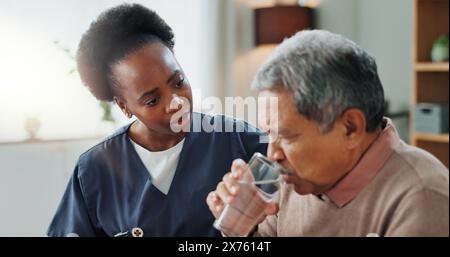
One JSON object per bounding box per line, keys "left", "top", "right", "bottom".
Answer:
{"left": 112, "top": 42, "right": 193, "bottom": 136}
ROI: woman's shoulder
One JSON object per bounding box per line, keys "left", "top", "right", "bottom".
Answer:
{"left": 76, "top": 122, "right": 132, "bottom": 171}
{"left": 192, "top": 112, "right": 263, "bottom": 134}
{"left": 192, "top": 112, "right": 267, "bottom": 155}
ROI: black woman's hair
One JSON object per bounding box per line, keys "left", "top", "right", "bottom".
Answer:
{"left": 77, "top": 3, "right": 175, "bottom": 101}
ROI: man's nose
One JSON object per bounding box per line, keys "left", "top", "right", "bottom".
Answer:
{"left": 166, "top": 94, "right": 184, "bottom": 113}
{"left": 267, "top": 141, "right": 285, "bottom": 163}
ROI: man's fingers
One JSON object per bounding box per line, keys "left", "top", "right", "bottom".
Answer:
{"left": 207, "top": 191, "right": 221, "bottom": 205}
{"left": 231, "top": 159, "right": 247, "bottom": 179}
{"left": 216, "top": 181, "right": 235, "bottom": 204}
{"left": 264, "top": 202, "right": 279, "bottom": 215}
{"left": 206, "top": 191, "right": 224, "bottom": 219}
{"left": 252, "top": 202, "right": 279, "bottom": 226}
{"left": 206, "top": 159, "right": 254, "bottom": 221}
{"left": 223, "top": 172, "right": 240, "bottom": 196}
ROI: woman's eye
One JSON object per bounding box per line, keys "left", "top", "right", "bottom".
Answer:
{"left": 145, "top": 97, "right": 159, "bottom": 106}
{"left": 175, "top": 77, "right": 185, "bottom": 88}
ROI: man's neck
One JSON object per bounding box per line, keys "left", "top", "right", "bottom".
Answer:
{"left": 316, "top": 127, "right": 383, "bottom": 195}
{"left": 347, "top": 127, "right": 383, "bottom": 176}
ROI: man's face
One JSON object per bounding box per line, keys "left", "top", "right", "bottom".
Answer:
{"left": 258, "top": 87, "right": 353, "bottom": 195}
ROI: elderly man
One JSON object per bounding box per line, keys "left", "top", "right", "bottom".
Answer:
{"left": 207, "top": 30, "right": 449, "bottom": 237}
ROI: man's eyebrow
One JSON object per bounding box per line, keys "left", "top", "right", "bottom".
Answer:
{"left": 166, "top": 70, "right": 180, "bottom": 84}
{"left": 277, "top": 128, "right": 290, "bottom": 135}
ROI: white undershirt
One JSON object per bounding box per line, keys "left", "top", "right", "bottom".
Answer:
{"left": 131, "top": 138, "right": 185, "bottom": 195}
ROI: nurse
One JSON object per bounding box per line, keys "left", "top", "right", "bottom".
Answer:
{"left": 47, "top": 3, "right": 267, "bottom": 237}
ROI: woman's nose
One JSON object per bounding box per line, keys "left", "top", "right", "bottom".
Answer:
{"left": 166, "top": 94, "right": 184, "bottom": 113}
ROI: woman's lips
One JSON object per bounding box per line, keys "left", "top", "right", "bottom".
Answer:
{"left": 170, "top": 111, "right": 191, "bottom": 130}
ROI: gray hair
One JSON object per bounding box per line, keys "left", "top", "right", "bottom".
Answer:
{"left": 252, "top": 30, "right": 384, "bottom": 133}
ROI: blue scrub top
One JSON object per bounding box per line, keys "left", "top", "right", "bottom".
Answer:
{"left": 47, "top": 113, "right": 267, "bottom": 236}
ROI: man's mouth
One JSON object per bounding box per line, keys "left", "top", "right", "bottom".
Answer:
{"left": 282, "top": 174, "right": 295, "bottom": 184}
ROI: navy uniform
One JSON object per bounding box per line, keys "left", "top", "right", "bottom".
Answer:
{"left": 47, "top": 113, "right": 267, "bottom": 236}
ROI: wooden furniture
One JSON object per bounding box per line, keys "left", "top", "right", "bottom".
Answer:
{"left": 254, "top": 6, "right": 313, "bottom": 45}
{"left": 412, "top": 0, "right": 449, "bottom": 167}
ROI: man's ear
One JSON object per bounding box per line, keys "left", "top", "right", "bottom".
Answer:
{"left": 340, "top": 108, "right": 366, "bottom": 149}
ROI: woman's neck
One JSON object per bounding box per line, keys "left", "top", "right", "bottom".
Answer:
{"left": 128, "top": 120, "right": 186, "bottom": 152}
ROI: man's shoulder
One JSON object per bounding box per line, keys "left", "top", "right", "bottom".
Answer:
{"left": 384, "top": 141, "right": 448, "bottom": 197}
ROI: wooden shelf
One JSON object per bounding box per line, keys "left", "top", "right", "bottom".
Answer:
{"left": 412, "top": 0, "right": 449, "bottom": 168}
{"left": 413, "top": 133, "right": 449, "bottom": 143}
{"left": 414, "top": 62, "right": 449, "bottom": 72}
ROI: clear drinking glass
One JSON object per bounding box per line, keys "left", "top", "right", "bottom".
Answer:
{"left": 213, "top": 152, "right": 291, "bottom": 237}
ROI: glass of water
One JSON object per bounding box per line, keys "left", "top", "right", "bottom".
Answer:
{"left": 213, "top": 152, "right": 291, "bottom": 237}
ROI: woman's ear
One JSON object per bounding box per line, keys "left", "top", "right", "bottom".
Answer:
{"left": 114, "top": 96, "right": 132, "bottom": 118}
{"left": 340, "top": 108, "right": 366, "bottom": 149}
